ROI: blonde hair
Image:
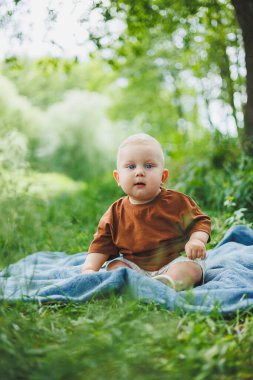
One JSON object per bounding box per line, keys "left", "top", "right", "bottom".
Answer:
{"left": 117, "top": 133, "right": 165, "bottom": 167}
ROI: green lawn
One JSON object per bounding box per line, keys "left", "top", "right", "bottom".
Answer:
{"left": 1, "top": 299, "right": 253, "bottom": 380}
{"left": 0, "top": 173, "right": 253, "bottom": 380}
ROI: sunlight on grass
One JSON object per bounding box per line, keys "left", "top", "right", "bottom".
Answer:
{"left": 25, "top": 171, "right": 87, "bottom": 198}
{"left": 1, "top": 169, "right": 87, "bottom": 199}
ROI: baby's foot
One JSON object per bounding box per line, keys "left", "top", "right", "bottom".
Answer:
{"left": 153, "top": 274, "right": 176, "bottom": 288}
{"left": 154, "top": 275, "right": 185, "bottom": 291}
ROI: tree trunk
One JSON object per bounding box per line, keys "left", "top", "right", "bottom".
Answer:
{"left": 231, "top": 0, "right": 253, "bottom": 155}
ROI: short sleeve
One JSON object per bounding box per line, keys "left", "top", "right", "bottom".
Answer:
{"left": 181, "top": 195, "right": 211, "bottom": 241}
{"left": 88, "top": 207, "right": 120, "bottom": 257}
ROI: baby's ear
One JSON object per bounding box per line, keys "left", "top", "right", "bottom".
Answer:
{"left": 113, "top": 170, "right": 120, "bottom": 185}
{"left": 162, "top": 169, "right": 169, "bottom": 184}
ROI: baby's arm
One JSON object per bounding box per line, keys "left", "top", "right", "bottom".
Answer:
{"left": 82, "top": 252, "right": 111, "bottom": 274}
{"left": 185, "top": 231, "right": 209, "bottom": 260}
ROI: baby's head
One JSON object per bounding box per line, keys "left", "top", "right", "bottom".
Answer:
{"left": 116, "top": 133, "right": 165, "bottom": 168}
{"left": 114, "top": 133, "right": 168, "bottom": 204}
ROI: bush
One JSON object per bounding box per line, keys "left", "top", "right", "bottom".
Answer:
{"left": 35, "top": 90, "right": 117, "bottom": 180}
{"left": 171, "top": 152, "right": 253, "bottom": 215}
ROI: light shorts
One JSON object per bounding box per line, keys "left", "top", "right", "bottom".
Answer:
{"left": 106, "top": 255, "right": 206, "bottom": 283}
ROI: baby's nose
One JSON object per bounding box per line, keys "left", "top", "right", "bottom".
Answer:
{"left": 135, "top": 166, "right": 145, "bottom": 176}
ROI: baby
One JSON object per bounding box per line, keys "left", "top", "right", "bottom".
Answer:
{"left": 82, "top": 133, "right": 211, "bottom": 290}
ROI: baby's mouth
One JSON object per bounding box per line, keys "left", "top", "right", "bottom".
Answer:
{"left": 134, "top": 182, "right": 145, "bottom": 187}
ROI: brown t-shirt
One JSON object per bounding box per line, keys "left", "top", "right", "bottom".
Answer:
{"left": 88, "top": 188, "right": 211, "bottom": 271}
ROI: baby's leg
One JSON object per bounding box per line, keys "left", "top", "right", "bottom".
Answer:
{"left": 106, "top": 260, "right": 132, "bottom": 271}
{"left": 163, "top": 262, "right": 203, "bottom": 290}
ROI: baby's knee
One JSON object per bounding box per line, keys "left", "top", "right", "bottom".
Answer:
{"left": 106, "top": 260, "right": 131, "bottom": 271}
{"left": 168, "top": 261, "right": 203, "bottom": 283}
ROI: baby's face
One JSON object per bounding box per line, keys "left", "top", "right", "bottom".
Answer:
{"left": 113, "top": 142, "right": 168, "bottom": 204}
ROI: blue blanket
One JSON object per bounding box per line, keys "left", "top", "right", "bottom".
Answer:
{"left": 1, "top": 225, "right": 253, "bottom": 314}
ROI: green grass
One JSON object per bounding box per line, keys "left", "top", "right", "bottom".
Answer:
{"left": 0, "top": 172, "right": 253, "bottom": 379}
{"left": 0, "top": 172, "right": 122, "bottom": 268}
{"left": 1, "top": 299, "right": 253, "bottom": 380}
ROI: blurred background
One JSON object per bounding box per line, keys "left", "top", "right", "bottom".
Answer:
{"left": 0, "top": 0, "right": 252, "bottom": 265}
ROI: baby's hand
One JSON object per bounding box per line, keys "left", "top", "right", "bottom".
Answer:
{"left": 185, "top": 238, "right": 206, "bottom": 260}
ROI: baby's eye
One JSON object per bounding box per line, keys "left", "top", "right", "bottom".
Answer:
{"left": 144, "top": 163, "right": 153, "bottom": 169}
{"left": 127, "top": 164, "right": 136, "bottom": 170}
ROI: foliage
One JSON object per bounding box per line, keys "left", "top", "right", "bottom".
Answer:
{"left": 0, "top": 74, "right": 42, "bottom": 160}
{"left": 89, "top": 0, "right": 245, "bottom": 139}
{"left": 36, "top": 89, "right": 116, "bottom": 180}
{"left": 0, "top": 64, "right": 120, "bottom": 182}
{"left": 1, "top": 57, "right": 116, "bottom": 109}
{"left": 167, "top": 131, "right": 253, "bottom": 214}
